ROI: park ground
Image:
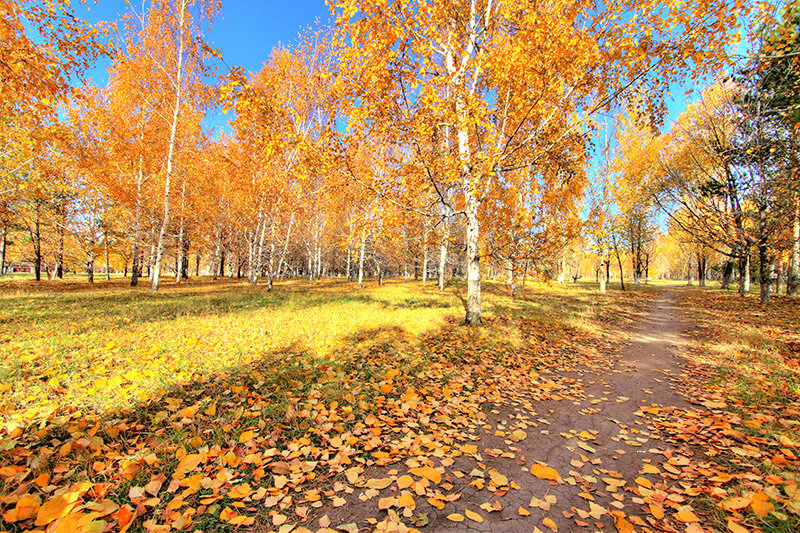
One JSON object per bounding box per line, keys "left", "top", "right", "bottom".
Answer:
{"left": 0, "top": 277, "right": 799, "bottom": 533}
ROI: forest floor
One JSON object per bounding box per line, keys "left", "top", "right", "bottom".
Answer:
{"left": 0, "top": 278, "right": 798, "bottom": 533}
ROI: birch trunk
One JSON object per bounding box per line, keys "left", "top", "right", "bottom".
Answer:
{"left": 346, "top": 245, "right": 352, "bottom": 282}
{"left": 175, "top": 180, "right": 186, "bottom": 283}
{"left": 0, "top": 226, "right": 5, "bottom": 276}
{"left": 152, "top": 0, "right": 187, "bottom": 291}
{"left": 599, "top": 260, "right": 606, "bottom": 294}
{"left": 422, "top": 243, "right": 428, "bottom": 284}
{"left": 104, "top": 229, "right": 110, "bottom": 281}
{"left": 438, "top": 223, "right": 448, "bottom": 292}
{"left": 358, "top": 232, "right": 366, "bottom": 289}
{"left": 268, "top": 222, "right": 276, "bottom": 291}
{"left": 254, "top": 214, "right": 267, "bottom": 286}
{"left": 788, "top": 196, "right": 799, "bottom": 296}
{"left": 131, "top": 167, "right": 144, "bottom": 286}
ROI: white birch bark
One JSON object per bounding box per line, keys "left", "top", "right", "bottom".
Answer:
{"left": 152, "top": 0, "right": 187, "bottom": 291}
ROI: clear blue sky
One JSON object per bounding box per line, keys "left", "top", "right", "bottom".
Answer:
{"left": 79, "top": 1, "right": 332, "bottom": 132}
{"left": 82, "top": 0, "right": 332, "bottom": 84}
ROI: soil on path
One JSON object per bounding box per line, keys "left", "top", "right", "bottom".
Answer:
{"left": 324, "top": 289, "right": 696, "bottom": 533}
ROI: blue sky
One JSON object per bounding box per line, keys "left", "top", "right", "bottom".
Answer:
{"left": 82, "top": 0, "right": 332, "bottom": 84}
{"left": 79, "top": 1, "right": 332, "bottom": 132}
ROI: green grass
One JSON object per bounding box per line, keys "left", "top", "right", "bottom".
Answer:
{"left": 0, "top": 276, "right": 659, "bottom": 427}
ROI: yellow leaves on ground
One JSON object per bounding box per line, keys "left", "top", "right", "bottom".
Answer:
{"left": 366, "top": 478, "right": 394, "bottom": 490}
{"left": 396, "top": 475, "right": 414, "bottom": 489}
{"left": 675, "top": 508, "right": 701, "bottom": 522}
{"left": 530, "top": 463, "right": 561, "bottom": 481}
{"left": 750, "top": 492, "right": 774, "bottom": 517}
{"left": 461, "top": 444, "right": 478, "bottom": 454}
{"left": 172, "top": 453, "right": 203, "bottom": 479}
{"left": 727, "top": 520, "right": 750, "bottom": 533}
{"left": 2, "top": 495, "right": 40, "bottom": 523}
{"left": 508, "top": 429, "right": 527, "bottom": 442}
{"left": 34, "top": 482, "right": 92, "bottom": 526}
{"left": 612, "top": 512, "right": 635, "bottom": 533}
{"left": 408, "top": 466, "right": 442, "bottom": 485}
{"left": 464, "top": 509, "right": 483, "bottom": 522}
{"left": 446, "top": 513, "right": 464, "bottom": 522}
{"left": 542, "top": 516, "right": 558, "bottom": 531}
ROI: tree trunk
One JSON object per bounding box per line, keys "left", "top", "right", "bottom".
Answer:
{"left": 87, "top": 246, "right": 94, "bottom": 283}
{"left": 346, "top": 244, "right": 352, "bottom": 282}
{"left": 0, "top": 226, "right": 6, "bottom": 276}
{"left": 151, "top": 0, "right": 187, "bottom": 292}
{"left": 195, "top": 252, "right": 200, "bottom": 276}
{"left": 104, "top": 229, "right": 111, "bottom": 281}
{"left": 438, "top": 223, "right": 448, "bottom": 292}
{"left": 721, "top": 260, "right": 734, "bottom": 290}
{"left": 687, "top": 256, "right": 694, "bottom": 286}
{"left": 508, "top": 258, "right": 518, "bottom": 298}
{"left": 558, "top": 255, "right": 565, "bottom": 284}
{"left": 697, "top": 252, "right": 706, "bottom": 288}
{"left": 615, "top": 247, "right": 625, "bottom": 291}
{"left": 464, "top": 188, "right": 481, "bottom": 325}
{"left": 33, "top": 204, "right": 42, "bottom": 281}
{"left": 788, "top": 195, "right": 800, "bottom": 296}
{"left": 358, "top": 232, "right": 366, "bottom": 288}
{"left": 775, "top": 258, "right": 783, "bottom": 295}
{"left": 175, "top": 182, "right": 186, "bottom": 284}
{"left": 599, "top": 259, "right": 606, "bottom": 294}
{"left": 758, "top": 243, "right": 771, "bottom": 304}
{"left": 422, "top": 242, "right": 428, "bottom": 284}
{"left": 739, "top": 250, "right": 750, "bottom": 296}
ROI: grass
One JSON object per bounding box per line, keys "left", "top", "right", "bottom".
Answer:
{"left": 671, "top": 287, "right": 800, "bottom": 532}
{"left": 0, "top": 276, "right": 656, "bottom": 426}
{"left": 0, "top": 275, "right": 660, "bottom": 532}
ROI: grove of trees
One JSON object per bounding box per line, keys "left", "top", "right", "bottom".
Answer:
{"left": 2, "top": 0, "right": 798, "bottom": 321}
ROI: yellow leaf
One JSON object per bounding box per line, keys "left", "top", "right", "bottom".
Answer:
{"left": 641, "top": 463, "right": 660, "bottom": 474}
{"left": 173, "top": 454, "right": 202, "bottom": 479}
{"left": 649, "top": 503, "right": 664, "bottom": 519}
{"left": 530, "top": 464, "right": 561, "bottom": 481}
{"left": 518, "top": 506, "right": 531, "bottom": 516}
{"left": 35, "top": 496, "right": 77, "bottom": 526}
{"left": 750, "top": 492, "right": 774, "bottom": 517}
{"left": 409, "top": 466, "right": 441, "bottom": 484}
{"left": 634, "top": 476, "right": 652, "bottom": 489}
{"left": 489, "top": 469, "right": 508, "bottom": 486}
{"left": 239, "top": 430, "right": 256, "bottom": 443}
{"left": 396, "top": 475, "right": 414, "bottom": 489}
{"left": 397, "top": 492, "right": 415, "bottom": 508}
{"left": 613, "top": 513, "right": 635, "bottom": 533}
{"left": 428, "top": 498, "right": 445, "bottom": 510}
{"left": 675, "top": 509, "right": 700, "bottom": 522}
{"left": 543, "top": 517, "right": 558, "bottom": 532}
{"left": 465, "top": 509, "right": 483, "bottom": 523}
{"left": 366, "top": 477, "right": 393, "bottom": 490}
{"left": 727, "top": 520, "right": 750, "bottom": 533}
{"left": 447, "top": 513, "right": 464, "bottom": 522}
{"left": 461, "top": 444, "right": 478, "bottom": 454}
{"left": 509, "top": 429, "right": 527, "bottom": 442}
{"left": 721, "top": 496, "right": 752, "bottom": 511}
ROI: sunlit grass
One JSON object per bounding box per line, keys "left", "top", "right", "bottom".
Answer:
{"left": 0, "top": 276, "right": 658, "bottom": 432}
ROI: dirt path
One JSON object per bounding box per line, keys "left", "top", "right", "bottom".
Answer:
{"left": 324, "top": 289, "right": 695, "bottom": 533}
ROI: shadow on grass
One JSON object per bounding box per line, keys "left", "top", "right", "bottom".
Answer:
{"left": 0, "top": 302, "right": 601, "bottom": 531}
{"left": 0, "top": 277, "right": 412, "bottom": 333}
